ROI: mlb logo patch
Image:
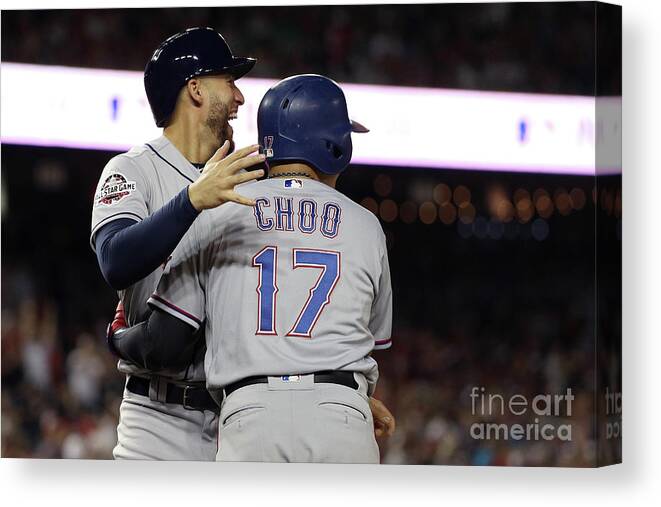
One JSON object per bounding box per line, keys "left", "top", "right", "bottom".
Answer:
{"left": 284, "top": 179, "right": 303, "bottom": 189}
{"left": 281, "top": 375, "right": 301, "bottom": 382}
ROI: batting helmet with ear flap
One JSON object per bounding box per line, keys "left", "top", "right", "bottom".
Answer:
{"left": 257, "top": 74, "right": 369, "bottom": 175}
{"left": 144, "top": 27, "right": 256, "bottom": 127}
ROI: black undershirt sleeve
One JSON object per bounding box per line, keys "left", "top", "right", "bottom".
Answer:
{"left": 94, "top": 186, "right": 200, "bottom": 290}
{"left": 110, "top": 309, "right": 199, "bottom": 370}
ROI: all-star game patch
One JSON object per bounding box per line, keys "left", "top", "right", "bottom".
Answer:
{"left": 94, "top": 173, "right": 137, "bottom": 206}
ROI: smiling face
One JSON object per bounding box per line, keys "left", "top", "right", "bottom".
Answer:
{"left": 201, "top": 74, "right": 245, "bottom": 153}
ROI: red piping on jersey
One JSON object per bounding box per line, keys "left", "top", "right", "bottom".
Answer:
{"left": 150, "top": 293, "right": 202, "bottom": 326}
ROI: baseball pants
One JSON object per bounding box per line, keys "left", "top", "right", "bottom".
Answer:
{"left": 113, "top": 378, "right": 218, "bottom": 461}
{"left": 216, "top": 373, "right": 379, "bottom": 463}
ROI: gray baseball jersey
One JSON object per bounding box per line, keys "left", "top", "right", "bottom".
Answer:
{"left": 148, "top": 177, "right": 392, "bottom": 395}
{"left": 90, "top": 135, "right": 205, "bottom": 382}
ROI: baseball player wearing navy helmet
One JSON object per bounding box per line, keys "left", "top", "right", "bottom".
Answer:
{"left": 91, "top": 27, "right": 264, "bottom": 460}
{"left": 256, "top": 74, "right": 370, "bottom": 175}
{"left": 144, "top": 27, "right": 255, "bottom": 129}
{"left": 110, "top": 74, "right": 393, "bottom": 462}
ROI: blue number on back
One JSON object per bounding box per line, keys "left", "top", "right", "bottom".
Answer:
{"left": 252, "top": 247, "right": 340, "bottom": 338}
{"left": 287, "top": 249, "right": 341, "bottom": 338}
{"left": 252, "top": 246, "right": 278, "bottom": 335}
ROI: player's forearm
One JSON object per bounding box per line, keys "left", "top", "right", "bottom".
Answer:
{"left": 95, "top": 187, "right": 200, "bottom": 290}
{"left": 110, "top": 308, "right": 198, "bottom": 369}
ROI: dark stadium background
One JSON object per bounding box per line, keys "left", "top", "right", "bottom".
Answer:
{"left": 1, "top": 3, "right": 621, "bottom": 465}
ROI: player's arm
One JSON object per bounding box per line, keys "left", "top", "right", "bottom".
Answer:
{"left": 368, "top": 231, "right": 395, "bottom": 436}
{"left": 106, "top": 214, "right": 210, "bottom": 370}
{"left": 93, "top": 143, "right": 264, "bottom": 290}
{"left": 107, "top": 306, "right": 198, "bottom": 370}
{"left": 95, "top": 188, "right": 198, "bottom": 290}
{"left": 370, "top": 236, "right": 393, "bottom": 351}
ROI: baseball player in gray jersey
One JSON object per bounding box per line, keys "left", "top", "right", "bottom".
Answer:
{"left": 91, "top": 28, "right": 264, "bottom": 460}
{"left": 116, "top": 74, "right": 392, "bottom": 463}
{"left": 95, "top": 31, "right": 395, "bottom": 460}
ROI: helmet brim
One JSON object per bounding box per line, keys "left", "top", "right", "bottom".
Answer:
{"left": 226, "top": 57, "right": 257, "bottom": 80}
{"left": 350, "top": 119, "right": 370, "bottom": 133}
{"left": 197, "top": 57, "right": 256, "bottom": 81}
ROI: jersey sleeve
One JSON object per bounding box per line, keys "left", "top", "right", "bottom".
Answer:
{"left": 370, "top": 233, "right": 393, "bottom": 351}
{"left": 147, "top": 221, "right": 206, "bottom": 331}
{"left": 90, "top": 154, "right": 151, "bottom": 250}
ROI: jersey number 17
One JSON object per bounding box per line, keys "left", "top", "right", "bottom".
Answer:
{"left": 252, "top": 246, "right": 340, "bottom": 338}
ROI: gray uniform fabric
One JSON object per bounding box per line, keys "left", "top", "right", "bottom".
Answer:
{"left": 114, "top": 381, "right": 218, "bottom": 461}
{"left": 90, "top": 135, "right": 216, "bottom": 460}
{"left": 217, "top": 374, "right": 379, "bottom": 463}
{"left": 150, "top": 177, "right": 392, "bottom": 463}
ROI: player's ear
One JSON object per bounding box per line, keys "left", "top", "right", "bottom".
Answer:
{"left": 185, "top": 78, "right": 204, "bottom": 107}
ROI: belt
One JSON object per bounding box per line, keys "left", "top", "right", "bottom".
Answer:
{"left": 224, "top": 370, "right": 359, "bottom": 397}
{"left": 126, "top": 375, "right": 219, "bottom": 414}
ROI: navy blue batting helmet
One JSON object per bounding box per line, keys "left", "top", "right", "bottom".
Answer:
{"left": 257, "top": 74, "right": 368, "bottom": 175}
{"left": 144, "top": 27, "right": 256, "bottom": 127}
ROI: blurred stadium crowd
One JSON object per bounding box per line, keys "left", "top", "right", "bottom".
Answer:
{"left": 2, "top": 143, "right": 614, "bottom": 464}
{"left": 2, "top": 3, "right": 601, "bottom": 94}
{"left": 1, "top": 3, "right": 619, "bottom": 464}
{"left": 1, "top": 265, "right": 598, "bottom": 465}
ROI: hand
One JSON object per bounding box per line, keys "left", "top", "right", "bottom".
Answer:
{"left": 369, "top": 396, "right": 396, "bottom": 438}
{"left": 106, "top": 301, "right": 127, "bottom": 357}
{"left": 188, "top": 141, "right": 265, "bottom": 211}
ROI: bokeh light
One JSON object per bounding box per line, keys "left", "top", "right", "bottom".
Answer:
{"left": 419, "top": 201, "right": 437, "bottom": 224}
{"left": 555, "top": 189, "right": 572, "bottom": 216}
{"left": 570, "top": 187, "right": 586, "bottom": 210}
{"left": 379, "top": 199, "right": 398, "bottom": 222}
{"left": 486, "top": 184, "right": 509, "bottom": 219}
{"left": 535, "top": 194, "right": 554, "bottom": 219}
{"left": 532, "top": 188, "right": 549, "bottom": 204}
{"left": 433, "top": 183, "right": 452, "bottom": 205}
{"left": 513, "top": 188, "right": 531, "bottom": 206}
{"left": 487, "top": 219, "right": 505, "bottom": 240}
{"left": 438, "top": 202, "right": 457, "bottom": 225}
{"left": 373, "top": 174, "right": 393, "bottom": 197}
{"left": 457, "top": 220, "right": 472, "bottom": 239}
{"left": 453, "top": 185, "right": 471, "bottom": 206}
{"left": 496, "top": 200, "right": 515, "bottom": 222}
{"left": 400, "top": 200, "right": 418, "bottom": 224}
{"left": 458, "top": 202, "right": 476, "bottom": 224}
{"left": 410, "top": 180, "right": 433, "bottom": 203}
{"left": 516, "top": 197, "right": 534, "bottom": 223}
{"left": 531, "top": 218, "right": 550, "bottom": 241}
{"left": 473, "top": 217, "right": 488, "bottom": 239}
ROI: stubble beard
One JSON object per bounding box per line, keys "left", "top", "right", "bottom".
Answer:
{"left": 206, "top": 95, "right": 235, "bottom": 154}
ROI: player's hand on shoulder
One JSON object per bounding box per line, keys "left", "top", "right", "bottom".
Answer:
{"left": 188, "top": 141, "right": 265, "bottom": 211}
{"left": 369, "top": 396, "right": 396, "bottom": 438}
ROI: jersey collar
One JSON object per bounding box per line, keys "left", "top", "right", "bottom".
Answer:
{"left": 146, "top": 135, "right": 203, "bottom": 181}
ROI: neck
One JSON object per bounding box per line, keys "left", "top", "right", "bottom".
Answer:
{"left": 163, "top": 116, "right": 221, "bottom": 165}
{"left": 268, "top": 163, "right": 339, "bottom": 188}
{"left": 268, "top": 163, "right": 319, "bottom": 180}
